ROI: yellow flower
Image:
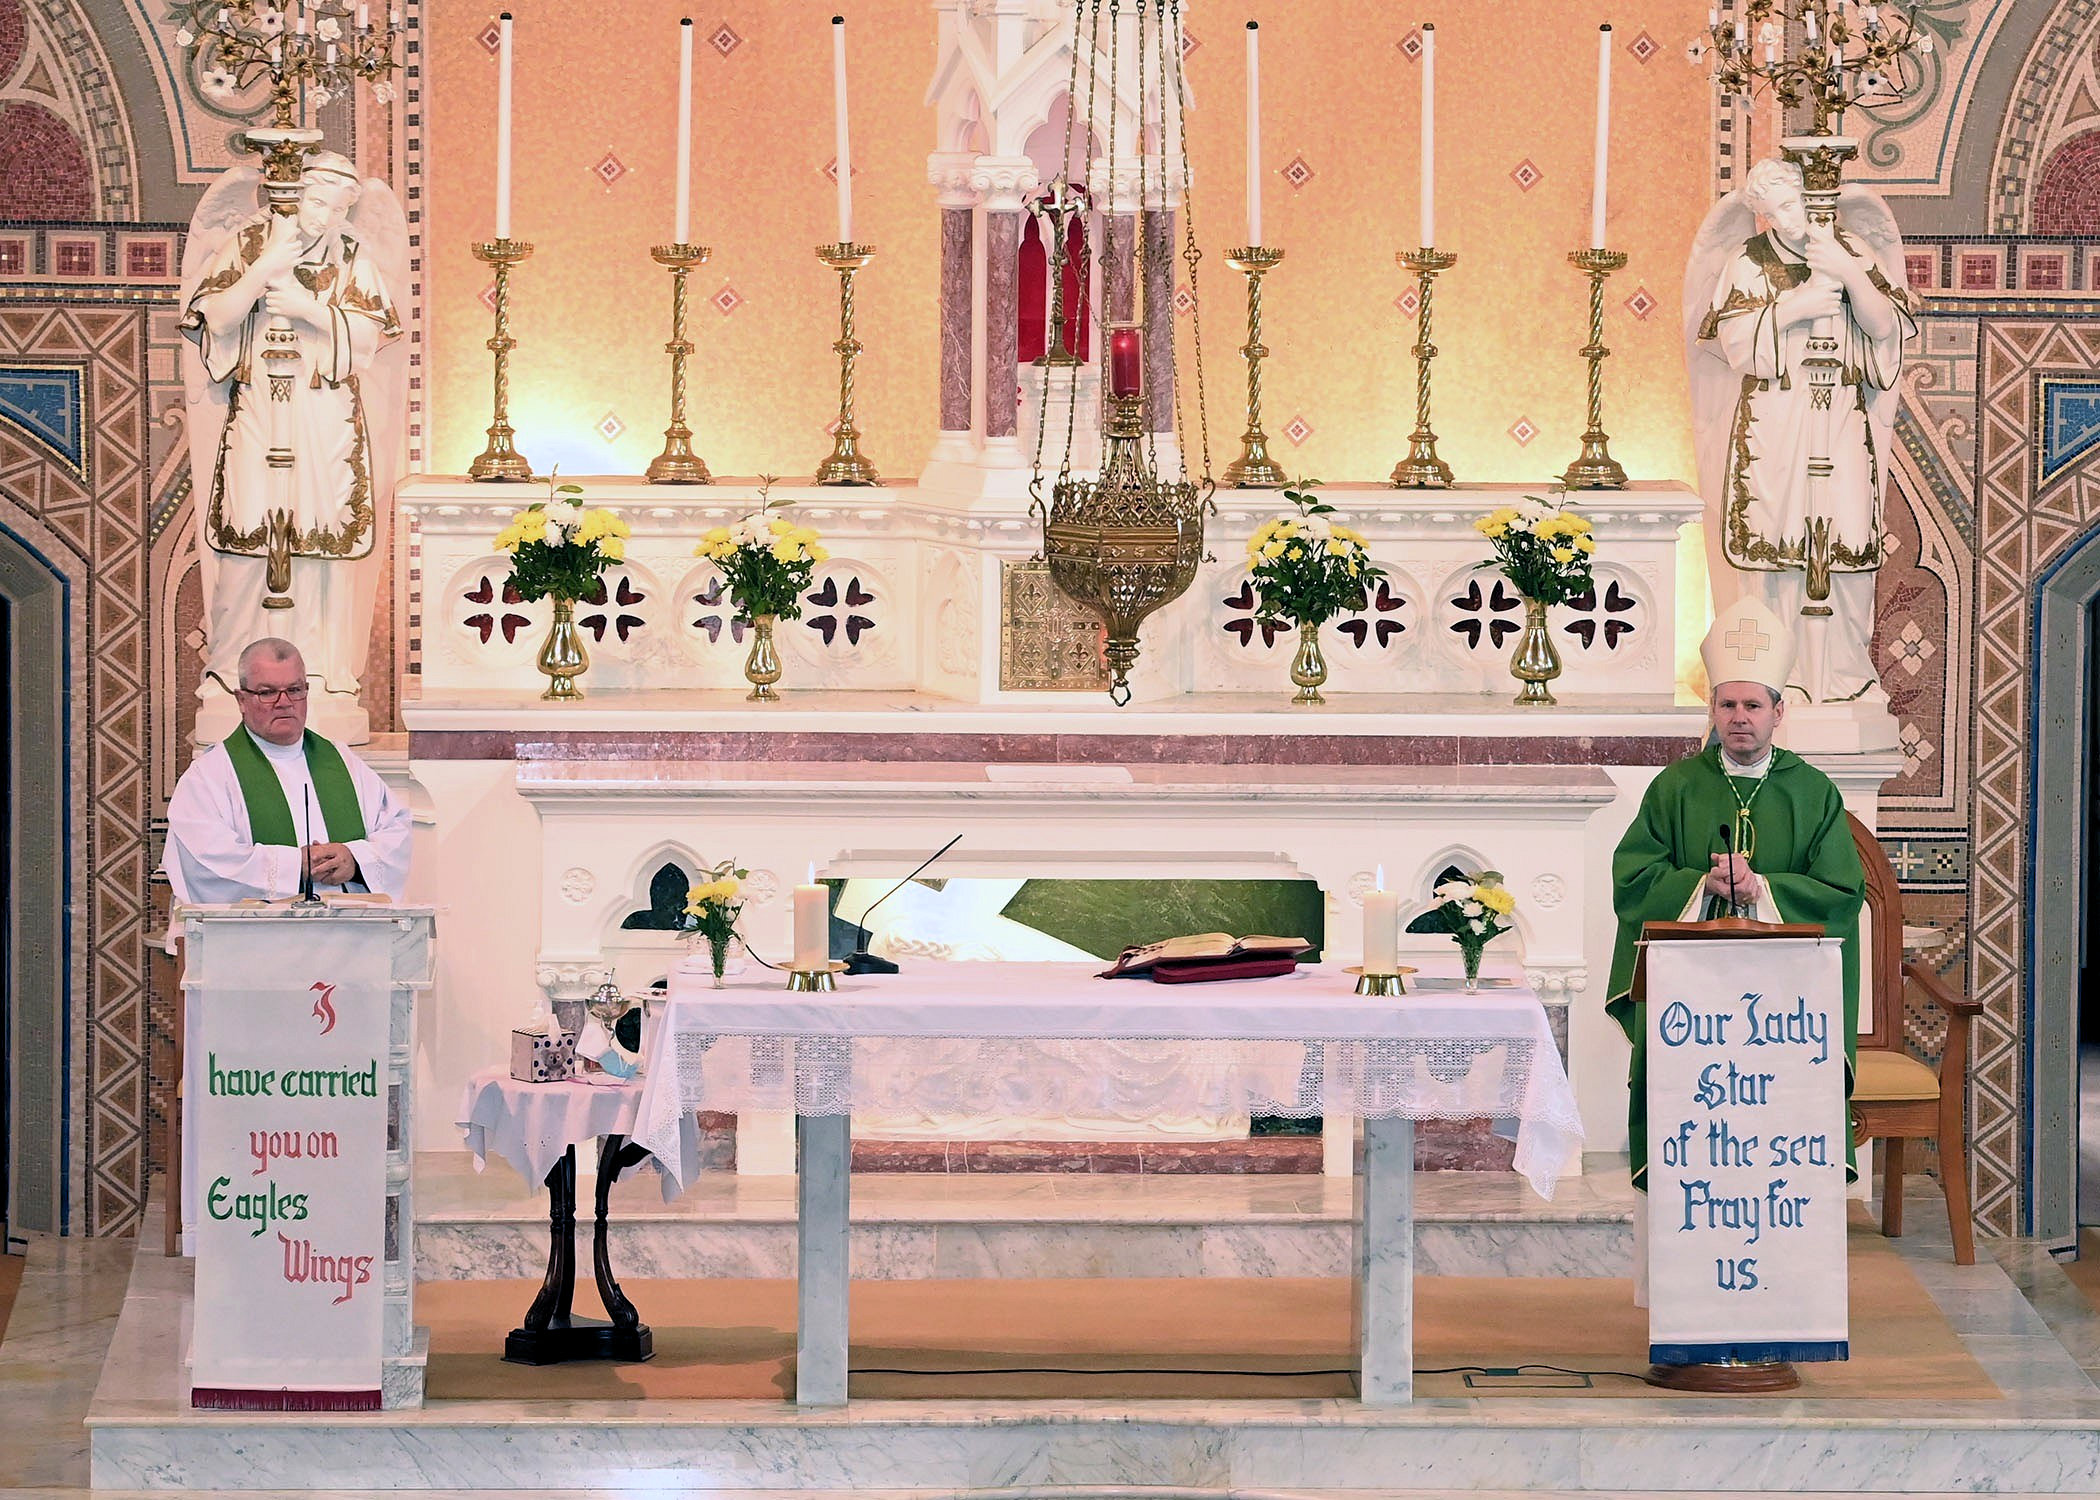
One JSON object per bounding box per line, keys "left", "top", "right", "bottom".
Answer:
{"left": 810, "top": 543, "right": 831, "bottom": 564}
{"left": 1564, "top": 512, "right": 1593, "bottom": 533}
{"left": 772, "top": 542, "right": 801, "bottom": 565}
{"left": 601, "top": 537, "right": 625, "bottom": 562}
{"left": 1479, "top": 885, "right": 1516, "bottom": 916}
{"left": 768, "top": 517, "right": 795, "bottom": 537}
{"left": 1576, "top": 535, "right": 1596, "bottom": 553}
{"left": 1552, "top": 546, "right": 1576, "bottom": 563}
{"left": 1261, "top": 539, "right": 1286, "bottom": 561}
{"left": 1285, "top": 546, "right": 1304, "bottom": 561}
{"left": 705, "top": 526, "right": 731, "bottom": 545}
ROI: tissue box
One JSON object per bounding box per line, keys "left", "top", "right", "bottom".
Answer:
{"left": 510, "top": 1028, "right": 577, "bottom": 1083}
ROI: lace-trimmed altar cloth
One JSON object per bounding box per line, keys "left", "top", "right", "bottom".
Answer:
{"left": 633, "top": 962, "right": 1583, "bottom": 1197}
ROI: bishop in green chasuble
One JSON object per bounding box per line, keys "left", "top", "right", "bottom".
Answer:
{"left": 1606, "top": 597, "right": 1867, "bottom": 1189}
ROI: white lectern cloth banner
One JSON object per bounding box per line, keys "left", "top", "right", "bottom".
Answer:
{"left": 1645, "top": 936, "right": 1848, "bottom": 1365}
{"left": 191, "top": 921, "right": 390, "bottom": 1404}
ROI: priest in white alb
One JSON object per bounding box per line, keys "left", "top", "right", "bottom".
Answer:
{"left": 164, "top": 636, "right": 412, "bottom": 903}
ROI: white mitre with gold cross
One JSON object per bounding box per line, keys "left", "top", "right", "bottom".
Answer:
{"left": 1700, "top": 595, "right": 1796, "bottom": 696}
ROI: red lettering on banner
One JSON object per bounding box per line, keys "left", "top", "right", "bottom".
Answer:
{"left": 278, "top": 1232, "right": 377, "bottom": 1304}
{"left": 310, "top": 980, "right": 338, "bottom": 1035}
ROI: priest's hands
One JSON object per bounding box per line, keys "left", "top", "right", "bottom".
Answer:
{"left": 1705, "top": 853, "right": 1762, "bottom": 905}
{"left": 304, "top": 842, "right": 359, "bottom": 886}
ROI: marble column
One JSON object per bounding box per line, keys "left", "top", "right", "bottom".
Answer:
{"left": 1141, "top": 204, "right": 1176, "bottom": 434}
{"left": 1353, "top": 1116, "right": 1415, "bottom": 1404}
{"left": 927, "top": 153, "right": 978, "bottom": 464}
{"left": 984, "top": 210, "right": 1022, "bottom": 441}
{"left": 970, "top": 157, "right": 1038, "bottom": 464}
{"left": 795, "top": 1112, "right": 851, "bottom": 1407}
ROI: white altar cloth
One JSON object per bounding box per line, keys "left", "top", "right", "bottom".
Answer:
{"left": 633, "top": 962, "right": 1582, "bottom": 1196}
{"left": 457, "top": 1069, "right": 696, "bottom": 1195}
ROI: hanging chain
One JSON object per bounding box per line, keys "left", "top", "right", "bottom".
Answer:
{"left": 1135, "top": 0, "right": 1158, "bottom": 474}
{"left": 1057, "top": 0, "right": 1102, "bottom": 485}
{"left": 1034, "top": 0, "right": 1099, "bottom": 515}
{"left": 1166, "top": 0, "right": 1212, "bottom": 497}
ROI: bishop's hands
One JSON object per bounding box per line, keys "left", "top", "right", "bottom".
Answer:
{"left": 303, "top": 842, "right": 359, "bottom": 886}
{"left": 1704, "top": 852, "right": 1762, "bottom": 905}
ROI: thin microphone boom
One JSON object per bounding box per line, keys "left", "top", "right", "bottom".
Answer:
{"left": 843, "top": 834, "right": 962, "bottom": 976}
{"left": 1719, "top": 822, "right": 1738, "bottom": 916}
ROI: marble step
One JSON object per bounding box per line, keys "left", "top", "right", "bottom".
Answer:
{"left": 413, "top": 1153, "right": 1634, "bottom": 1281}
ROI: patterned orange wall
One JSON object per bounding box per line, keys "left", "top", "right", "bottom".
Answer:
{"left": 426, "top": 1, "right": 1712, "bottom": 486}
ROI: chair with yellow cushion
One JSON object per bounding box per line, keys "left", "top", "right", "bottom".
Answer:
{"left": 1846, "top": 813, "right": 1984, "bottom": 1264}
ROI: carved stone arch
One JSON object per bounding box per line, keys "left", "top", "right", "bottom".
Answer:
{"left": 1404, "top": 843, "right": 1536, "bottom": 955}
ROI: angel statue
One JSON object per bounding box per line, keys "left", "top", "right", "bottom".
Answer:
{"left": 1685, "top": 154, "right": 1917, "bottom": 706}
{"left": 179, "top": 149, "right": 408, "bottom": 745}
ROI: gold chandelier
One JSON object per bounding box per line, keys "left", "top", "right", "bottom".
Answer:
{"left": 1032, "top": 0, "right": 1213, "bottom": 707}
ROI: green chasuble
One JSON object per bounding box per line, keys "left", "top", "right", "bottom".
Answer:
{"left": 1605, "top": 746, "right": 1866, "bottom": 1189}
{"left": 222, "top": 727, "right": 367, "bottom": 846}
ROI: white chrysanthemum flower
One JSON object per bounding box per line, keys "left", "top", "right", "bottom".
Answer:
{"left": 1301, "top": 515, "right": 1333, "bottom": 543}
{"left": 543, "top": 518, "right": 567, "bottom": 546}
{"left": 1461, "top": 900, "right": 1484, "bottom": 917}
{"left": 1468, "top": 918, "right": 1487, "bottom": 935}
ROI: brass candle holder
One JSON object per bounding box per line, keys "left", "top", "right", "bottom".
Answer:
{"left": 1390, "top": 246, "right": 1458, "bottom": 489}
{"left": 1222, "top": 246, "right": 1287, "bottom": 489}
{"left": 1347, "top": 966, "right": 1416, "bottom": 998}
{"left": 1560, "top": 247, "right": 1631, "bottom": 490}
{"left": 814, "top": 242, "right": 880, "bottom": 486}
{"left": 786, "top": 961, "right": 847, "bottom": 994}
{"left": 468, "top": 237, "right": 535, "bottom": 482}
{"left": 646, "top": 242, "right": 715, "bottom": 484}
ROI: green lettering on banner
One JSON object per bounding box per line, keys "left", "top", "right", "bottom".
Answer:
{"left": 207, "top": 1053, "right": 275, "bottom": 1096}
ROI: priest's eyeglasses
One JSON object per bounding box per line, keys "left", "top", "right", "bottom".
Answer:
{"left": 236, "top": 683, "right": 309, "bottom": 703}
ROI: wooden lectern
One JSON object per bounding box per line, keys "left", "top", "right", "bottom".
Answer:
{"left": 1634, "top": 919, "right": 1836, "bottom": 1395}
{"left": 177, "top": 903, "right": 434, "bottom": 1411}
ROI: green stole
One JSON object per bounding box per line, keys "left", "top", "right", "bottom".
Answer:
{"left": 222, "top": 728, "right": 367, "bottom": 846}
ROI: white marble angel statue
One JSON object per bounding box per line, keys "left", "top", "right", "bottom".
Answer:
{"left": 1685, "top": 154, "right": 1917, "bottom": 705}
{"left": 179, "top": 150, "right": 408, "bottom": 745}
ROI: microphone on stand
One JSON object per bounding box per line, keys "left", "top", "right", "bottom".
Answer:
{"left": 294, "top": 784, "right": 324, "bottom": 908}
{"left": 1719, "top": 822, "right": 1740, "bottom": 917}
{"left": 841, "top": 834, "right": 962, "bottom": 976}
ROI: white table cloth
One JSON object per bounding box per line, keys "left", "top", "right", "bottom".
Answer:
{"left": 457, "top": 1068, "right": 696, "bottom": 1198}
{"left": 630, "top": 959, "right": 1583, "bottom": 1408}
{"left": 633, "top": 961, "right": 1581, "bottom": 1196}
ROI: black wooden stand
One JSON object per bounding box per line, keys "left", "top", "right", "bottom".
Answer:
{"left": 503, "top": 1133, "right": 655, "bottom": 1365}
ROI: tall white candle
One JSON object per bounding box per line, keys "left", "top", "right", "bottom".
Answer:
{"left": 1418, "top": 23, "right": 1435, "bottom": 249}
{"left": 1590, "top": 23, "right": 1612, "bottom": 249}
{"left": 1245, "top": 20, "right": 1262, "bottom": 247}
{"left": 1363, "top": 864, "right": 1400, "bottom": 977}
{"left": 495, "top": 11, "right": 513, "bottom": 241}
{"left": 675, "top": 17, "right": 694, "bottom": 244}
{"left": 831, "top": 15, "right": 853, "bottom": 244}
{"left": 793, "top": 863, "right": 829, "bottom": 971}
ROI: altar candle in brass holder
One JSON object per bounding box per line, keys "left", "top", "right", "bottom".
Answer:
{"left": 814, "top": 242, "right": 880, "bottom": 486}
{"left": 468, "top": 237, "right": 535, "bottom": 482}
{"left": 646, "top": 242, "right": 714, "bottom": 484}
{"left": 1222, "top": 246, "right": 1287, "bottom": 489}
{"left": 1559, "top": 247, "right": 1631, "bottom": 490}
{"left": 1390, "top": 246, "right": 1458, "bottom": 489}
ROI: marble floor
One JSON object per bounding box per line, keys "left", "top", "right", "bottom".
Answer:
{"left": 62, "top": 1174, "right": 2100, "bottom": 1493}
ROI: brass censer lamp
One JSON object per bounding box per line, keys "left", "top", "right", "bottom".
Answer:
{"left": 1041, "top": 326, "right": 1208, "bottom": 707}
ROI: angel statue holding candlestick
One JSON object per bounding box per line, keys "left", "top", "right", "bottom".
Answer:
{"left": 180, "top": 150, "right": 408, "bottom": 745}
{"left": 1686, "top": 152, "right": 1916, "bottom": 706}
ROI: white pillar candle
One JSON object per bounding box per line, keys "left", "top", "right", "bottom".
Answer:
{"left": 794, "top": 863, "right": 829, "bottom": 971}
{"left": 831, "top": 15, "right": 853, "bottom": 244}
{"left": 675, "top": 16, "right": 694, "bottom": 245}
{"left": 495, "top": 11, "right": 513, "bottom": 241}
{"left": 1418, "top": 23, "right": 1435, "bottom": 249}
{"left": 1245, "top": 20, "right": 1262, "bottom": 247}
{"left": 1590, "top": 23, "right": 1611, "bottom": 250}
{"left": 1363, "top": 864, "right": 1400, "bottom": 976}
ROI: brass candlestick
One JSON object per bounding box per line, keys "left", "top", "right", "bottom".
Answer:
{"left": 1222, "top": 246, "right": 1287, "bottom": 489}
{"left": 1390, "top": 246, "right": 1458, "bottom": 489}
{"left": 647, "top": 242, "right": 714, "bottom": 484}
{"left": 1560, "top": 247, "right": 1631, "bottom": 490}
{"left": 468, "top": 238, "right": 535, "bottom": 482}
{"left": 814, "top": 242, "right": 880, "bottom": 486}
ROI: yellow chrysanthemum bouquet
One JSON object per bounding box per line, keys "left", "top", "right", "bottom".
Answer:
{"left": 1406, "top": 865, "right": 1519, "bottom": 991}
{"left": 694, "top": 477, "right": 830, "bottom": 624}
{"left": 682, "top": 857, "right": 749, "bottom": 987}
{"left": 1472, "top": 495, "right": 1597, "bottom": 606}
{"left": 493, "top": 473, "right": 631, "bottom": 604}
{"left": 1245, "top": 485, "right": 1385, "bottom": 629}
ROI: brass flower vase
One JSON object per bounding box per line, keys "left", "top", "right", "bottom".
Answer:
{"left": 536, "top": 596, "right": 589, "bottom": 701}
{"left": 1290, "top": 621, "right": 1328, "bottom": 705}
{"left": 1510, "top": 596, "right": 1561, "bottom": 706}
{"left": 744, "top": 613, "right": 783, "bottom": 702}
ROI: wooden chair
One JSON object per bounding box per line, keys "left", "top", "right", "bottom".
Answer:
{"left": 1847, "top": 813, "right": 1984, "bottom": 1264}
